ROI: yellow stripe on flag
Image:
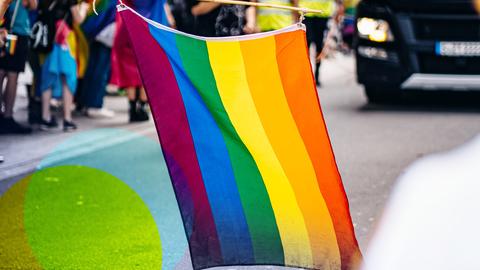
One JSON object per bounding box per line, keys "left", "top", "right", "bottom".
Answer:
{"left": 240, "top": 36, "right": 341, "bottom": 269}
{"left": 207, "top": 40, "right": 313, "bottom": 266}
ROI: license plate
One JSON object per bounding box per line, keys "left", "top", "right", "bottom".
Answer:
{"left": 436, "top": 42, "right": 480, "bottom": 56}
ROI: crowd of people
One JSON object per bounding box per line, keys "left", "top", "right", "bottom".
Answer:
{"left": 0, "top": 0, "right": 357, "bottom": 136}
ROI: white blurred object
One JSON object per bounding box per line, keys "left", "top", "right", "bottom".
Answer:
{"left": 16, "top": 63, "right": 33, "bottom": 98}
{"left": 362, "top": 135, "right": 480, "bottom": 270}
{"left": 106, "top": 84, "right": 119, "bottom": 95}
{"left": 95, "top": 23, "right": 116, "bottom": 48}
{"left": 87, "top": 108, "right": 115, "bottom": 118}
{"left": 18, "top": 63, "right": 33, "bottom": 86}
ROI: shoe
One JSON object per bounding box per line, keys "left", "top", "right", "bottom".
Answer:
{"left": 106, "top": 84, "right": 119, "bottom": 95}
{"left": 63, "top": 120, "right": 77, "bottom": 132}
{"left": 129, "top": 100, "right": 150, "bottom": 122}
{"left": 50, "top": 99, "right": 61, "bottom": 110}
{"left": 129, "top": 101, "right": 138, "bottom": 122}
{"left": 0, "top": 155, "right": 4, "bottom": 163}
{"left": 28, "top": 97, "right": 42, "bottom": 125}
{"left": 135, "top": 104, "right": 150, "bottom": 122}
{"left": 87, "top": 108, "right": 115, "bottom": 118}
{"left": 0, "top": 117, "right": 32, "bottom": 134}
{"left": 40, "top": 117, "right": 59, "bottom": 130}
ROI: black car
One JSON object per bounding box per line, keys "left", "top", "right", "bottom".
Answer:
{"left": 354, "top": 0, "right": 480, "bottom": 102}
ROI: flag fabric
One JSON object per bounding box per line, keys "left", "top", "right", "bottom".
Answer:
{"left": 74, "top": 0, "right": 116, "bottom": 78}
{"left": 81, "top": 0, "right": 116, "bottom": 40}
{"left": 119, "top": 5, "right": 361, "bottom": 270}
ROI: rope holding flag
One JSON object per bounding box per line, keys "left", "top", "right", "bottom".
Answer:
{"left": 118, "top": 4, "right": 361, "bottom": 270}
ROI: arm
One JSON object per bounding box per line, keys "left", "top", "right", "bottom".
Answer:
{"left": 71, "top": 1, "right": 89, "bottom": 25}
{"left": 164, "top": 3, "right": 176, "bottom": 28}
{"left": 0, "top": 0, "right": 12, "bottom": 19}
{"left": 243, "top": 6, "right": 258, "bottom": 34}
{"left": 23, "top": 0, "right": 37, "bottom": 10}
{"left": 334, "top": 0, "right": 344, "bottom": 23}
{"left": 191, "top": 2, "right": 220, "bottom": 16}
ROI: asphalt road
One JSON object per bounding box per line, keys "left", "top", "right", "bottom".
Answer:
{"left": 1, "top": 54, "right": 480, "bottom": 269}
{"left": 318, "top": 54, "right": 480, "bottom": 250}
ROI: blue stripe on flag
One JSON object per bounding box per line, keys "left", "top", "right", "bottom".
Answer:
{"left": 147, "top": 25, "right": 255, "bottom": 264}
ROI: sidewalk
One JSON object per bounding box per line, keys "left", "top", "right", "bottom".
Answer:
{"left": 0, "top": 89, "right": 159, "bottom": 182}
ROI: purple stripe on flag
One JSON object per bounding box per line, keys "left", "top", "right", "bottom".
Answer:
{"left": 120, "top": 9, "right": 223, "bottom": 267}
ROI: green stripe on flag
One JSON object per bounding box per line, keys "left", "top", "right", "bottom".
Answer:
{"left": 175, "top": 34, "right": 285, "bottom": 264}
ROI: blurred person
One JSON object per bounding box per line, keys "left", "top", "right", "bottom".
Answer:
{"left": 191, "top": 0, "right": 257, "bottom": 36}
{"left": 341, "top": 0, "right": 358, "bottom": 49}
{"left": 362, "top": 135, "right": 480, "bottom": 270}
{"left": 0, "top": 0, "right": 37, "bottom": 134}
{"left": 169, "top": 0, "right": 195, "bottom": 33}
{"left": 40, "top": 0, "right": 89, "bottom": 131}
{"left": 0, "top": 0, "right": 12, "bottom": 160}
{"left": 27, "top": 7, "right": 45, "bottom": 126}
{"left": 110, "top": 0, "right": 173, "bottom": 122}
{"left": 81, "top": 22, "right": 115, "bottom": 118}
{"left": 190, "top": 0, "right": 220, "bottom": 36}
{"left": 253, "top": 0, "right": 297, "bottom": 32}
{"left": 300, "top": 0, "right": 339, "bottom": 86}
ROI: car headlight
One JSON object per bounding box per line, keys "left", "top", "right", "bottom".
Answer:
{"left": 357, "top": 17, "right": 394, "bottom": 42}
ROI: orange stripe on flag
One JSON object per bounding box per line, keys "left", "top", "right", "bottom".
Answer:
{"left": 274, "top": 30, "right": 362, "bottom": 270}
{"left": 240, "top": 34, "right": 341, "bottom": 269}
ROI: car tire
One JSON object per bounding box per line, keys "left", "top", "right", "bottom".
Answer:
{"left": 364, "top": 85, "right": 402, "bottom": 104}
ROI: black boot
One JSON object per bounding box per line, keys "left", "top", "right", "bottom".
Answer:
{"left": 0, "top": 116, "right": 32, "bottom": 134}
{"left": 135, "top": 101, "right": 149, "bottom": 122}
{"left": 27, "top": 85, "right": 42, "bottom": 125}
{"left": 40, "top": 116, "right": 58, "bottom": 130}
{"left": 129, "top": 100, "right": 138, "bottom": 122}
{"left": 63, "top": 120, "right": 77, "bottom": 132}
{"left": 315, "top": 62, "right": 321, "bottom": 87}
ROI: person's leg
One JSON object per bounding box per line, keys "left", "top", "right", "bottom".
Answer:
{"left": 0, "top": 72, "right": 32, "bottom": 133}
{"left": 0, "top": 69, "right": 7, "bottom": 116}
{"left": 85, "top": 43, "right": 114, "bottom": 118}
{"left": 126, "top": 87, "right": 136, "bottom": 100}
{"left": 62, "top": 79, "right": 73, "bottom": 122}
{"left": 41, "top": 89, "right": 59, "bottom": 129}
{"left": 139, "top": 87, "right": 147, "bottom": 102}
{"left": 62, "top": 77, "right": 77, "bottom": 131}
{"left": 136, "top": 87, "right": 149, "bottom": 121}
{"left": 126, "top": 87, "right": 137, "bottom": 122}
{"left": 305, "top": 17, "right": 323, "bottom": 85}
{"left": 0, "top": 35, "right": 34, "bottom": 133}
{"left": 304, "top": 17, "right": 315, "bottom": 52}
{"left": 41, "top": 89, "right": 52, "bottom": 121}
{"left": 27, "top": 51, "right": 42, "bottom": 125}
{"left": 314, "top": 17, "right": 329, "bottom": 86}
{"left": 0, "top": 69, "right": 7, "bottom": 134}
{"left": 82, "top": 42, "right": 99, "bottom": 109}
{"left": 3, "top": 72, "right": 19, "bottom": 118}
{"left": 91, "top": 44, "right": 111, "bottom": 109}
{"left": 127, "top": 87, "right": 149, "bottom": 122}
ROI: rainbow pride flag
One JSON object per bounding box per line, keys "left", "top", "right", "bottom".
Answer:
{"left": 119, "top": 5, "right": 361, "bottom": 270}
